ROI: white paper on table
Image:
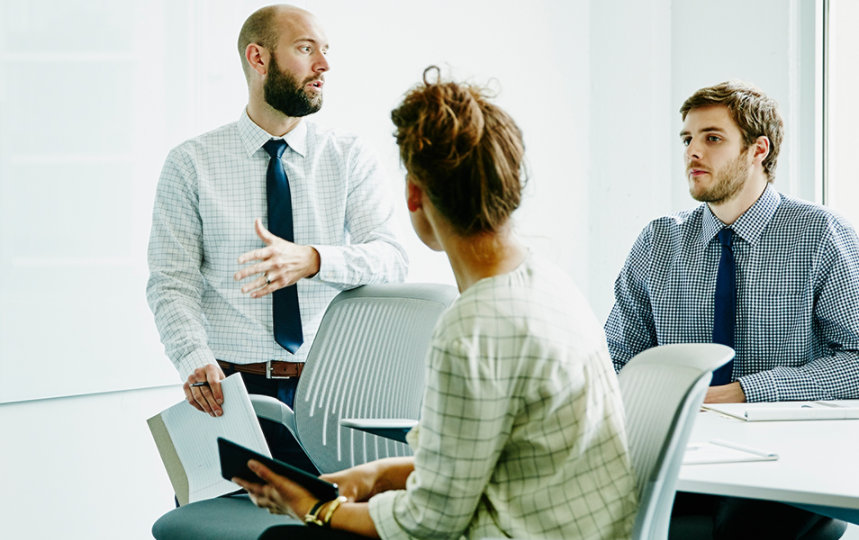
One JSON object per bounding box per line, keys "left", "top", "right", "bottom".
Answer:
{"left": 702, "top": 401, "right": 859, "bottom": 422}
{"left": 684, "top": 439, "right": 779, "bottom": 465}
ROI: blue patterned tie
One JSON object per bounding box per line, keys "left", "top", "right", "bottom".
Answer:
{"left": 711, "top": 228, "right": 735, "bottom": 385}
{"left": 263, "top": 139, "right": 304, "bottom": 353}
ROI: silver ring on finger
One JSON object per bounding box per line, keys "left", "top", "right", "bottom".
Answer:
{"left": 265, "top": 272, "right": 271, "bottom": 285}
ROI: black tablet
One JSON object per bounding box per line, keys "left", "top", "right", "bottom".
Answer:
{"left": 217, "top": 437, "right": 339, "bottom": 501}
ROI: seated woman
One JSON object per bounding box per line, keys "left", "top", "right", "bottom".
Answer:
{"left": 234, "top": 66, "right": 639, "bottom": 539}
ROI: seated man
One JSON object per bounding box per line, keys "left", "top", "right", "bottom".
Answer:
{"left": 606, "top": 81, "right": 859, "bottom": 538}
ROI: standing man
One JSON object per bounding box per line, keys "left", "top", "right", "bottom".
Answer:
{"left": 606, "top": 81, "right": 859, "bottom": 538}
{"left": 146, "top": 4, "right": 408, "bottom": 469}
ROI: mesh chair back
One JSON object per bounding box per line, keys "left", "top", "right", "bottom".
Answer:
{"left": 618, "top": 343, "right": 734, "bottom": 540}
{"left": 153, "top": 283, "right": 456, "bottom": 540}
{"left": 294, "top": 283, "right": 457, "bottom": 473}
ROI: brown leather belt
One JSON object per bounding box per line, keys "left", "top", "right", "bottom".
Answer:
{"left": 217, "top": 360, "right": 303, "bottom": 379}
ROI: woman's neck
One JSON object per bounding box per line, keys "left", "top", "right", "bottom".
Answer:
{"left": 442, "top": 225, "right": 527, "bottom": 292}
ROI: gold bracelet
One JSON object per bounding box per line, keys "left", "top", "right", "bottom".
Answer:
{"left": 303, "top": 500, "right": 325, "bottom": 527}
{"left": 321, "top": 496, "right": 348, "bottom": 527}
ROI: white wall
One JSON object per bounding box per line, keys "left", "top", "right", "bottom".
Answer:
{"left": 587, "top": 0, "right": 674, "bottom": 319}
{"left": 669, "top": 0, "right": 819, "bottom": 207}
{"left": 0, "top": 386, "right": 183, "bottom": 538}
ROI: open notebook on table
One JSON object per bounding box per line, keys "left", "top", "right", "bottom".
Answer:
{"left": 702, "top": 400, "right": 859, "bottom": 422}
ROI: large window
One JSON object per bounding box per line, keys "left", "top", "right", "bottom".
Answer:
{"left": 825, "top": 0, "right": 859, "bottom": 227}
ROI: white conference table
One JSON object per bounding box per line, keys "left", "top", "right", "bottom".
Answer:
{"left": 677, "top": 402, "right": 859, "bottom": 524}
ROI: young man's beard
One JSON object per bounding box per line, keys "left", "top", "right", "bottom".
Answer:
{"left": 264, "top": 54, "right": 322, "bottom": 117}
{"left": 691, "top": 148, "right": 752, "bottom": 205}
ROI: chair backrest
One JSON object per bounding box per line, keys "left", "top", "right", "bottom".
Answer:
{"left": 293, "top": 283, "right": 458, "bottom": 473}
{"left": 618, "top": 343, "right": 734, "bottom": 540}
{"left": 152, "top": 283, "right": 457, "bottom": 540}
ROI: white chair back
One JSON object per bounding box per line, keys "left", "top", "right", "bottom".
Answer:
{"left": 293, "top": 283, "right": 457, "bottom": 472}
{"left": 618, "top": 343, "right": 734, "bottom": 540}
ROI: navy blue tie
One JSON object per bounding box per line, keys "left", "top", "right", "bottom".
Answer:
{"left": 711, "top": 228, "right": 735, "bottom": 385}
{"left": 263, "top": 139, "right": 304, "bottom": 354}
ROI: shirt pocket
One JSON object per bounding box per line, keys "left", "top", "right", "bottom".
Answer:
{"left": 740, "top": 289, "right": 812, "bottom": 367}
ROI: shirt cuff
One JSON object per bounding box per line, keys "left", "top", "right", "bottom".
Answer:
{"left": 738, "top": 371, "right": 777, "bottom": 402}
{"left": 175, "top": 349, "right": 218, "bottom": 381}
{"left": 368, "top": 490, "right": 407, "bottom": 540}
{"left": 311, "top": 244, "right": 346, "bottom": 283}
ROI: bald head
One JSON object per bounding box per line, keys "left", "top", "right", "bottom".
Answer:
{"left": 237, "top": 4, "right": 315, "bottom": 80}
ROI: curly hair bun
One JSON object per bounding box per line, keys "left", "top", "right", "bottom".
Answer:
{"left": 392, "top": 66, "right": 526, "bottom": 236}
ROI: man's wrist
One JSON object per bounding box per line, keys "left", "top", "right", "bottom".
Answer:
{"left": 306, "top": 246, "right": 321, "bottom": 278}
{"left": 735, "top": 381, "right": 747, "bottom": 402}
{"left": 736, "top": 371, "right": 777, "bottom": 402}
{"left": 704, "top": 381, "right": 747, "bottom": 403}
{"left": 177, "top": 349, "right": 218, "bottom": 381}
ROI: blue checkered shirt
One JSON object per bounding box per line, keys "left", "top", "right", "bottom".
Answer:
{"left": 605, "top": 185, "right": 859, "bottom": 402}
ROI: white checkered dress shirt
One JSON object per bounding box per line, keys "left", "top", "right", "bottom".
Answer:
{"left": 147, "top": 110, "right": 408, "bottom": 379}
{"left": 606, "top": 184, "right": 859, "bottom": 402}
{"left": 369, "top": 255, "right": 638, "bottom": 540}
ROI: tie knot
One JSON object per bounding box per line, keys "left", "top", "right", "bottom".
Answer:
{"left": 718, "top": 228, "right": 733, "bottom": 247}
{"left": 263, "top": 139, "right": 287, "bottom": 159}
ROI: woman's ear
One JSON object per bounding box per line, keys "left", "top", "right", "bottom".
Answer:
{"left": 406, "top": 179, "right": 424, "bottom": 213}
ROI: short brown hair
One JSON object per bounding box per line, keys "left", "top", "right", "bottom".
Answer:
{"left": 391, "top": 66, "right": 526, "bottom": 236}
{"left": 237, "top": 5, "right": 282, "bottom": 79}
{"left": 680, "top": 81, "right": 783, "bottom": 182}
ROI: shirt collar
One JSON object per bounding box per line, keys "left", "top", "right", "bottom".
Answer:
{"left": 237, "top": 109, "right": 308, "bottom": 158}
{"left": 701, "top": 183, "right": 781, "bottom": 245}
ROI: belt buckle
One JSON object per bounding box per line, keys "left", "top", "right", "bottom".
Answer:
{"left": 265, "top": 360, "right": 292, "bottom": 380}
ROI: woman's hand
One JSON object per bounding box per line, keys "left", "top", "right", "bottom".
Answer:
{"left": 321, "top": 462, "right": 379, "bottom": 502}
{"left": 322, "top": 457, "right": 415, "bottom": 502}
{"left": 232, "top": 460, "right": 318, "bottom": 519}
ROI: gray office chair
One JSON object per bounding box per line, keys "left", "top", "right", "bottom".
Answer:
{"left": 152, "top": 283, "right": 458, "bottom": 540}
{"left": 618, "top": 343, "right": 734, "bottom": 540}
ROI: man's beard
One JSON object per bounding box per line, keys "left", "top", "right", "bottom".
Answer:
{"left": 689, "top": 148, "right": 752, "bottom": 205}
{"left": 264, "top": 54, "right": 322, "bottom": 117}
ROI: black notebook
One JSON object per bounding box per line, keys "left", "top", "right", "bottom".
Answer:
{"left": 218, "top": 437, "right": 339, "bottom": 501}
